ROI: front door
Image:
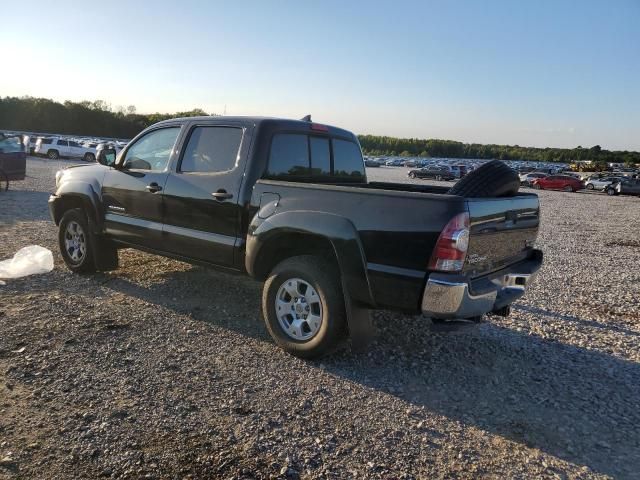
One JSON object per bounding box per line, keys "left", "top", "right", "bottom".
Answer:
{"left": 102, "top": 126, "right": 182, "bottom": 249}
{"left": 161, "top": 123, "right": 248, "bottom": 267}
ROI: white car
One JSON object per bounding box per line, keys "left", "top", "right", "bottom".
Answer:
{"left": 34, "top": 137, "right": 97, "bottom": 161}
{"left": 519, "top": 172, "right": 548, "bottom": 186}
{"left": 584, "top": 176, "right": 621, "bottom": 190}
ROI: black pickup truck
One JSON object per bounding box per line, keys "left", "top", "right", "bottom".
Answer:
{"left": 49, "top": 116, "right": 542, "bottom": 357}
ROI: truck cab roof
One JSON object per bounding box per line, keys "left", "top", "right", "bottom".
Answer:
{"left": 153, "top": 116, "right": 357, "bottom": 141}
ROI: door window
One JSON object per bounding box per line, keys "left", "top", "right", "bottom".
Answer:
{"left": 179, "top": 126, "right": 243, "bottom": 173}
{"left": 122, "top": 127, "right": 180, "bottom": 171}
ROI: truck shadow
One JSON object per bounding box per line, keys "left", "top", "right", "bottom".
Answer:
{"left": 513, "top": 304, "right": 640, "bottom": 338}
{"left": 100, "top": 265, "right": 639, "bottom": 479}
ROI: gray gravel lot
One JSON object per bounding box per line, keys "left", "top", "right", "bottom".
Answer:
{"left": 1, "top": 158, "right": 639, "bottom": 479}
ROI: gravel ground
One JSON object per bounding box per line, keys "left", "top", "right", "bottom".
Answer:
{"left": 1, "top": 158, "right": 639, "bottom": 479}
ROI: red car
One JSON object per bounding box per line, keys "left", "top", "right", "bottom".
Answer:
{"left": 532, "top": 175, "right": 584, "bottom": 192}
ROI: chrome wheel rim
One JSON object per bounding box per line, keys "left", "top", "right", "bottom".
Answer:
{"left": 275, "top": 278, "right": 323, "bottom": 341}
{"left": 64, "top": 221, "right": 86, "bottom": 263}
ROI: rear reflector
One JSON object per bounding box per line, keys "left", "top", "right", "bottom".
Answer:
{"left": 310, "top": 123, "right": 329, "bottom": 132}
{"left": 428, "top": 212, "right": 470, "bottom": 272}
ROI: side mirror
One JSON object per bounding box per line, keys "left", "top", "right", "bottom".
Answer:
{"left": 97, "top": 148, "right": 117, "bottom": 166}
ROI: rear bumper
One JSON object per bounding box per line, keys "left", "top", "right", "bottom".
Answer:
{"left": 421, "top": 249, "right": 543, "bottom": 319}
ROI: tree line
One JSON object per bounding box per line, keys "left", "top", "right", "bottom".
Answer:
{"left": 1, "top": 96, "right": 637, "bottom": 165}
{"left": 359, "top": 135, "right": 639, "bottom": 166}
{"left": 0, "top": 96, "right": 213, "bottom": 139}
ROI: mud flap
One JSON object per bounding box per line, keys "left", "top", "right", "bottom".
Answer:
{"left": 88, "top": 219, "right": 119, "bottom": 271}
{"left": 91, "top": 235, "right": 119, "bottom": 271}
{"left": 343, "top": 291, "right": 375, "bottom": 351}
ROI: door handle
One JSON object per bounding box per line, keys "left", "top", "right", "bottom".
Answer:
{"left": 211, "top": 190, "right": 233, "bottom": 200}
{"left": 145, "top": 182, "right": 162, "bottom": 193}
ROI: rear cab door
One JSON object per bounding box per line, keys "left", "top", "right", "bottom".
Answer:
{"left": 102, "top": 124, "right": 183, "bottom": 249}
{"left": 160, "top": 119, "right": 253, "bottom": 267}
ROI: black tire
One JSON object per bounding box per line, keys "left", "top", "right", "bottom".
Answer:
{"left": 58, "top": 209, "right": 97, "bottom": 273}
{"left": 0, "top": 168, "right": 8, "bottom": 192}
{"left": 447, "top": 160, "right": 520, "bottom": 198}
{"left": 563, "top": 185, "right": 573, "bottom": 192}
{"left": 533, "top": 183, "right": 542, "bottom": 190}
{"left": 262, "top": 255, "right": 346, "bottom": 358}
{"left": 435, "top": 175, "right": 442, "bottom": 181}
{"left": 586, "top": 183, "right": 594, "bottom": 190}
{"left": 606, "top": 188, "right": 616, "bottom": 196}
{"left": 47, "top": 149, "right": 59, "bottom": 160}
{"left": 83, "top": 152, "right": 96, "bottom": 162}
{"left": 408, "top": 172, "right": 416, "bottom": 178}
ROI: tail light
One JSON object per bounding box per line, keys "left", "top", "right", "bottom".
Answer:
{"left": 428, "top": 212, "right": 470, "bottom": 272}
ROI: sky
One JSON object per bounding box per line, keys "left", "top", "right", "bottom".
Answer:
{"left": 1, "top": 0, "right": 639, "bottom": 150}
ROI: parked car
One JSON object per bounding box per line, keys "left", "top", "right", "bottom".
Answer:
{"left": 450, "top": 164, "right": 469, "bottom": 178}
{"left": 49, "top": 116, "right": 542, "bottom": 358}
{"left": 407, "top": 167, "right": 456, "bottom": 181}
{"left": 531, "top": 175, "right": 584, "bottom": 192}
{"left": 605, "top": 178, "right": 640, "bottom": 197}
{"left": 403, "top": 159, "right": 416, "bottom": 167}
{"left": 34, "top": 137, "right": 97, "bottom": 161}
{"left": 364, "top": 158, "right": 381, "bottom": 167}
{"left": 27, "top": 135, "right": 38, "bottom": 154}
{"left": 584, "top": 176, "right": 621, "bottom": 191}
{"left": 0, "top": 134, "right": 27, "bottom": 190}
{"left": 519, "top": 172, "right": 548, "bottom": 187}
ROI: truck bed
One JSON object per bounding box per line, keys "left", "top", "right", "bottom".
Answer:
{"left": 251, "top": 179, "right": 540, "bottom": 312}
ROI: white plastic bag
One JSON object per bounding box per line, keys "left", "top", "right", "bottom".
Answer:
{"left": 0, "top": 245, "right": 54, "bottom": 280}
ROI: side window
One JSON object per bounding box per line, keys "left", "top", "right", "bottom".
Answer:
{"left": 180, "top": 126, "right": 243, "bottom": 173}
{"left": 265, "top": 134, "right": 309, "bottom": 178}
{"left": 57, "top": 139, "right": 68, "bottom": 147}
{"left": 69, "top": 141, "right": 79, "bottom": 148}
{"left": 332, "top": 139, "right": 365, "bottom": 181}
{"left": 122, "top": 127, "right": 180, "bottom": 171}
{"left": 310, "top": 137, "right": 330, "bottom": 176}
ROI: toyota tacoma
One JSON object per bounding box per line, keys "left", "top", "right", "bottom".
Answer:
{"left": 49, "top": 116, "right": 542, "bottom": 357}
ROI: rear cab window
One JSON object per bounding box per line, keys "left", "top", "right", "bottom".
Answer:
{"left": 264, "top": 132, "right": 365, "bottom": 183}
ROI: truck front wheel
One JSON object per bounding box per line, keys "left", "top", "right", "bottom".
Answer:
{"left": 262, "top": 255, "right": 346, "bottom": 358}
{"left": 58, "top": 208, "right": 97, "bottom": 273}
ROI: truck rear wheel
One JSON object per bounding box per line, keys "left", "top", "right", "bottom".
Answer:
{"left": 262, "top": 255, "right": 346, "bottom": 358}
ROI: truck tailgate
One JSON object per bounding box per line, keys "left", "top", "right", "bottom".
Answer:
{"left": 464, "top": 194, "right": 540, "bottom": 278}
